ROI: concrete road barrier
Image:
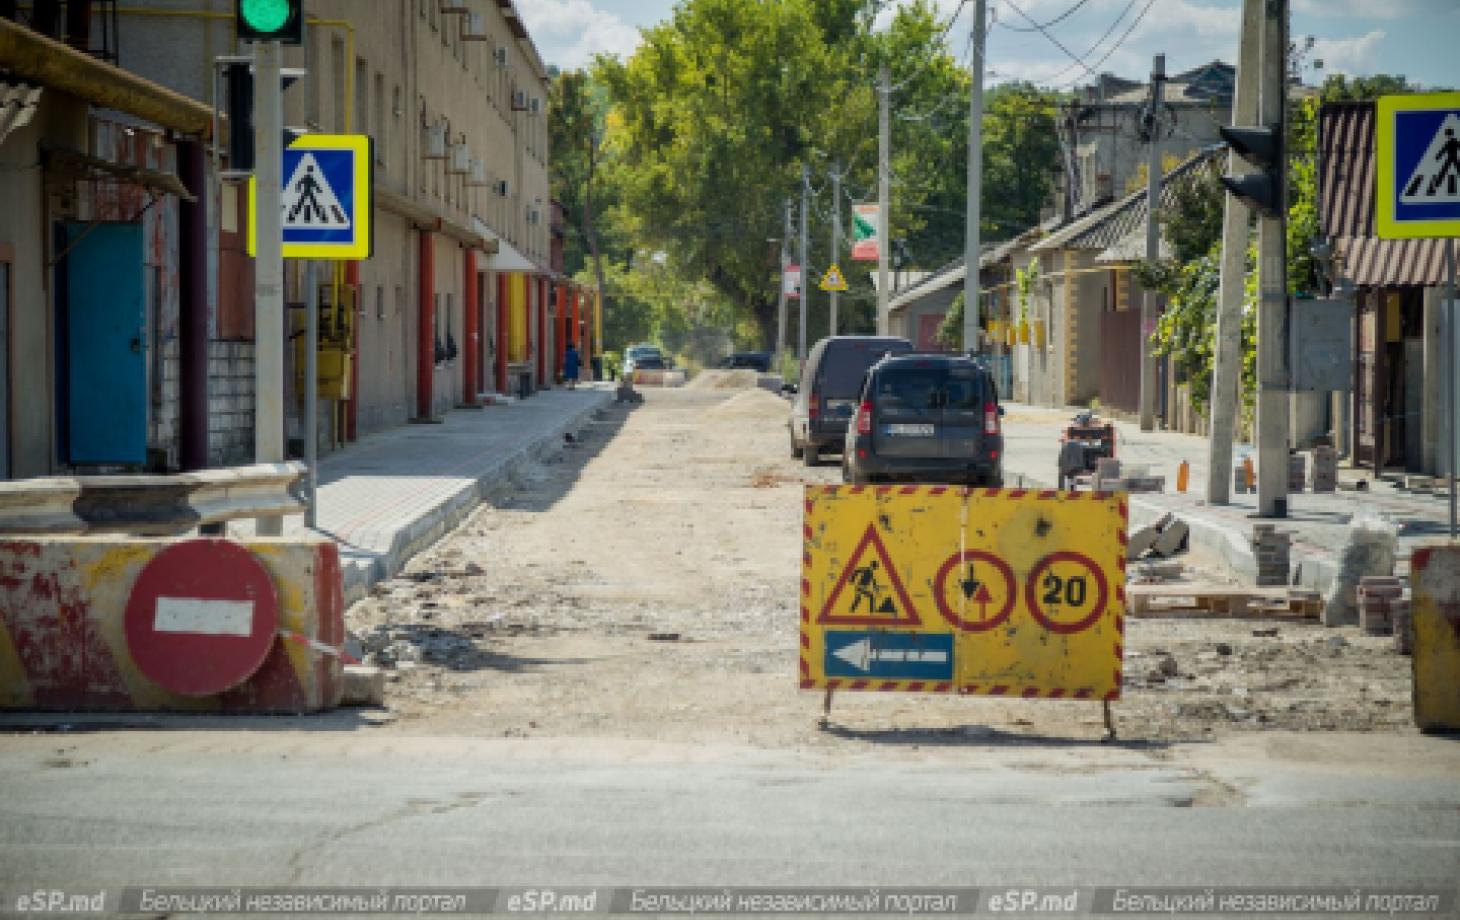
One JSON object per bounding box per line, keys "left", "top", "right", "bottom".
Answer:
{"left": 0, "top": 536, "right": 344, "bottom": 713}
{"left": 1411, "top": 544, "right": 1460, "bottom": 732}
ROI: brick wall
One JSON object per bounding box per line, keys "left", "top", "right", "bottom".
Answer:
{"left": 209, "top": 340, "right": 255, "bottom": 467}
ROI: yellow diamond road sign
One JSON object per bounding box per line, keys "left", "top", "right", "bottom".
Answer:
{"left": 819, "top": 263, "right": 848, "bottom": 292}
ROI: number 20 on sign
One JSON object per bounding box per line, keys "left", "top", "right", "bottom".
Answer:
{"left": 800, "top": 486, "right": 1127, "bottom": 701}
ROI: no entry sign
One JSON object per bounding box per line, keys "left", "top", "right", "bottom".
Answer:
{"left": 123, "top": 539, "right": 280, "bottom": 697}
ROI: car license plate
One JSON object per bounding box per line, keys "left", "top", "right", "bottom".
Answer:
{"left": 826, "top": 399, "right": 854, "bottom": 417}
{"left": 886, "top": 423, "right": 934, "bottom": 436}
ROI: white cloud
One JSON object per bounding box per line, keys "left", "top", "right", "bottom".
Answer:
{"left": 516, "top": 0, "right": 642, "bottom": 69}
{"left": 1295, "top": 0, "right": 1458, "bottom": 19}
{"left": 1311, "top": 29, "right": 1387, "bottom": 76}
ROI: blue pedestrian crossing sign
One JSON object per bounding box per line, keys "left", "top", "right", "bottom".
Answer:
{"left": 1376, "top": 93, "right": 1460, "bottom": 239}
{"left": 248, "top": 134, "right": 373, "bottom": 259}
{"left": 822, "top": 630, "right": 954, "bottom": 681}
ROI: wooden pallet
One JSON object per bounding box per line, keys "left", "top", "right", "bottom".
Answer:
{"left": 1127, "top": 584, "right": 1322, "bottom": 619}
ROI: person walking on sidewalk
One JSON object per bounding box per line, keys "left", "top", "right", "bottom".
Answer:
{"left": 564, "top": 341, "right": 581, "bottom": 390}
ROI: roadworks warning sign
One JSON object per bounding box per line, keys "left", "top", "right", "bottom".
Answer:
{"left": 800, "top": 486, "right": 1126, "bottom": 699}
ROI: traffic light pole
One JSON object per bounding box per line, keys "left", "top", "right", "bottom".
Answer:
{"left": 962, "top": 0, "right": 987, "bottom": 354}
{"left": 254, "top": 38, "right": 285, "bottom": 536}
{"left": 1138, "top": 55, "right": 1165, "bottom": 431}
{"left": 1255, "top": 0, "right": 1290, "bottom": 517}
{"left": 876, "top": 65, "right": 890, "bottom": 337}
{"left": 1206, "top": 0, "right": 1261, "bottom": 504}
{"left": 799, "top": 163, "right": 810, "bottom": 371}
{"left": 830, "top": 164, "right": 841, "bottom": 337}
{"left": 775, "top": 200, "right": 791, "bottom": 371}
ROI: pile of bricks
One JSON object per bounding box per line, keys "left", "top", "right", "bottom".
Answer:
{"left": 1287, "top": 453, "right": 1307, "bottom": 493}
{"left": 1233, "top": 462, "right": 1254, "bottom": 494}
{"left": 1310, "top": 446, "right": 1338, "bottom": 493}
{"left": 1357, "top": 576, "right": 1405, "bottom": 637}
{"left": 1252, "top": 524, "right": 1291, "bottom": 587}
{"left": 1393, "top": 595, "right": 1414, "bottom": 655}
{"left": 1092, "top": 458, "right": 1165, "bottom": 493}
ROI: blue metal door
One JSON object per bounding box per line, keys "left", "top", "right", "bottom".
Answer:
{"left": 63, "top": 222, "right": 147, "bottom": 466}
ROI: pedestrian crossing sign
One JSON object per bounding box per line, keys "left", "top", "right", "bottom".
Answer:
{"left": 1376, "top": 93, "right": 1460, "bottom": 239}
{"left": 819, "top": 263, "right": 848, "bottom": 292}
{"left": 248, "top": 134, "right": 373, "bottom": 259}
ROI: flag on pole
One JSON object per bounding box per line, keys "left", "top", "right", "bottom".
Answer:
{"left": 850, "top": 204, "right": 880, "bottom": 261}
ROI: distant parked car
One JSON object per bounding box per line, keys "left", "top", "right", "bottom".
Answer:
{"left": 790, "top": 335, "right": 913, "bottom": 466}
{"left": 842, "top": 353, "right": 1003, "bottom": 487}
{"left": 622, "top": 343, "right": 663, "bottom": 377}
{"left": 717, "top": 352, "right": 772, "bottom": 372}
{"left": 632, "top": 355, "right": 666, "bottom": 371}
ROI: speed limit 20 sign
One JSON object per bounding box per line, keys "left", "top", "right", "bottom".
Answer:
{"left": 801, "top": 486, "right": 1126, "bottom": 699}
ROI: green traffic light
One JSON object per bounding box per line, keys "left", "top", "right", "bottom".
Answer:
{"left": 240, "top": 0, "right": 291, "bottom": 34}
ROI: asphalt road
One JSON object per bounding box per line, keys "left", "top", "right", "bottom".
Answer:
{"left": 1, "top": 729, "right": 1457, "bottom": 892}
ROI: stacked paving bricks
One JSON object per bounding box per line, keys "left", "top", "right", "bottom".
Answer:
{"left": 1357, "top": 576, "right": 1407, "bottom": 639}
{"left": 1252, "top": 524, "right": 1291, "bottom": 587}
{"left": 1309, "top": 446, "right": 1338, "bottom": 493}
{"left": 1287, "top": 453, "right": 1307, "bottom": 493}
{"left": 1233, "top": 462, "right": 1254, "bottom": 494}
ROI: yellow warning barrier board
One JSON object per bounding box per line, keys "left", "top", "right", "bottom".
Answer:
{"left": 800, "top": 485, "right": 1126, "bottom": 699}
{"left": 1411, "top": 544, "right": 1460, "bottom": 732}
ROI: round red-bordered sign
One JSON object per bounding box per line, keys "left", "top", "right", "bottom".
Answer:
{"left": 123, "top": 539, "right": 280, "bottom": 697}
{"left": 1025, "top": 550, "right": 1108, "bottom": 635}
{"left": 934, "top": 550, "right": 1017, "bottom": 632}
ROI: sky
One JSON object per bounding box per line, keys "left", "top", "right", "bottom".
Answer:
{"left": 516, "top": 0, "right": 1460, "bottom": 90}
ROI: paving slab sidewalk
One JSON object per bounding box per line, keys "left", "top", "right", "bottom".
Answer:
{"left": 1000, "top": 403, "right": 1454, "bottom": 593}
{"left": 232, "top": 386, "right": 613, "bottom": 604}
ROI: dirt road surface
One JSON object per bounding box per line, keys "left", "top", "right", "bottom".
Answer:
{"left": 347, "top": 380, "right": 1414, "bottom": 750}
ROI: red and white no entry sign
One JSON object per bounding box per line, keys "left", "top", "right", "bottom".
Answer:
{"left": 123, "top": 539, "right": 280, "bottom": 697}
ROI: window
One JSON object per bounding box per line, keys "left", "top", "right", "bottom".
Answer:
{"left": 355, "top": 58, "right": 368, "bottom": 135}
{"left": 331, "top": 37, "right": 346, "bottom": 132}
{"left": 374, "top": 73, "right": 386, "bottom": 165}
{"left": 376, "top": 285, "right": 385, "bottom": 321}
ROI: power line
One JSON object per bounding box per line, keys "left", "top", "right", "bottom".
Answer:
{"left": 891, "top": 0, "right": 969, "bottom": 92}
{"left": 1013, "top": 0, "right": 1140, "bottom": 87}
{"left": 1050, "top": 0, "right": 1156, "bottom": 90}
{"left": 994, "top": 0, "right": 1092, "bottom": 33}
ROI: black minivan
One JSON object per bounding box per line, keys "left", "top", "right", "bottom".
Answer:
{"left": 790, "top": 336, "right": 913, "bottom": 466}
{"left": 841, "top": 354, "right": 1003, "bottom": 486}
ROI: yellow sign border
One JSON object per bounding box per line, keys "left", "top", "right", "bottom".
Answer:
{"left": 247, "top": 134, "right": 373, "bottom": 260}
{"left": 1375, "top": 92, "right": 1460, "bottom": 240}
{"left": 818, "top": 263, "right": 849, "bottom": 292}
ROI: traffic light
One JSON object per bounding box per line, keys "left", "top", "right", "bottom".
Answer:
{"left": 235, "top": 0, "right": 302, "bottom": 45}
{"left": 223, "top": 61, "right": 254, "bottom": 172}
{"left": 1219, "top": 124, "right": 1283, "bottom": 217}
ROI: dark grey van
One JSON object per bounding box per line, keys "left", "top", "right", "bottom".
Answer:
{"left": 841, "top": 354, "right": 1003, "bottom": 486}
{"left": 789, "top": 335, "right": 913, "bottom": 466}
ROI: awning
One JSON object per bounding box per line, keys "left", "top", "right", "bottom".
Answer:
{"left": 41, "top": 143, "right": 195, "bottom": 201}
{"left": 0, "top": 18, "right": 212, "bottom": 138}
{"left": 471, "top": 217, "right": 542, "bottom": 272}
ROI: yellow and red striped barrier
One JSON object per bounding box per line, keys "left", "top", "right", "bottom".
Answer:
{"left": 1411, "top": 544, "right": 1460, "bottom": 732}
{"left": 0, "top": 537, "right": 345, "bottom": 712}
{"left": 800, "top": 485, "right": 1126, "bottom": 700}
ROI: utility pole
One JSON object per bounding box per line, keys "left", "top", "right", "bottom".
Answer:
{"left": 962, "top": 0, "right": 988, "bottom": 354}
{"left": 775, "top": 199, "right": 791, "bottom": 370}
{"left": 877, "top": 65, "right": 891, "bottom": 336}
{"left": 253, "top": 38, "right": 284, "bottom": 536}
{"left": 830, "top": 163, "right": 841, "bottom": 336}
{"left": 799, "top": 163, "right": 810, "bottom": 370}
{"left": 1206, "top": 0, "right": 1262, "bottom": 504}
{"left": 1255, "top": 0, "right": 1290, "bottom": 517}
{"left": 1138, "top": 54, "right": 1166, "bottom": 431}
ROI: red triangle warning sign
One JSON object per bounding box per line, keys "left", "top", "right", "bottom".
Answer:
{"left": 817, "top": 525, "right": 921, "bottom": 626}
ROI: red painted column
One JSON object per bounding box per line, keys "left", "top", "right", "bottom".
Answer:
{"left": 537, "top": 277, "right": 548, "bottom": 387}
{"left": 345, "top": 259, "right": 360, "bottom": 440}
{"left": 416, "top": 231, "right": 434, "bottom": 419}
{"left": 556, "top": 283, "right": 568, "bottom": 377}
{"left": 477, "top": 273, "right": 488, "bottom": 397}
{"left": 496, "top": 273, "right": 509, "bottom": 394}
{"left": 462, "top": 250, "right": 478, "bottom": 407}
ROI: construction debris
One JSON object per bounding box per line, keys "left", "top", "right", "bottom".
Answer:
{"left": 1127, "top": 584, "right": 1323, "bottom": 619}
{"left": 1322, "top": 511, "right": 1397, "bottom": 627}
{"left": 1310, "top": 445, "right": 1338, "bottom": 493}
{"left": 1287, "top": 453, "right": 1307, "bottom": 493}
{"left": 1357, "top": 576, "right": 1405, "bottom": 637}
{"left": 1127, "top": 512, "right": 1188, "bottom": 561}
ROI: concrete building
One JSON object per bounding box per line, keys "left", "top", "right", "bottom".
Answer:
{"left": 115, "top": 0, "right": 559, "bottom": 460}
{"left": 0, "top": 10, "right": 214, "bottom": 477}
